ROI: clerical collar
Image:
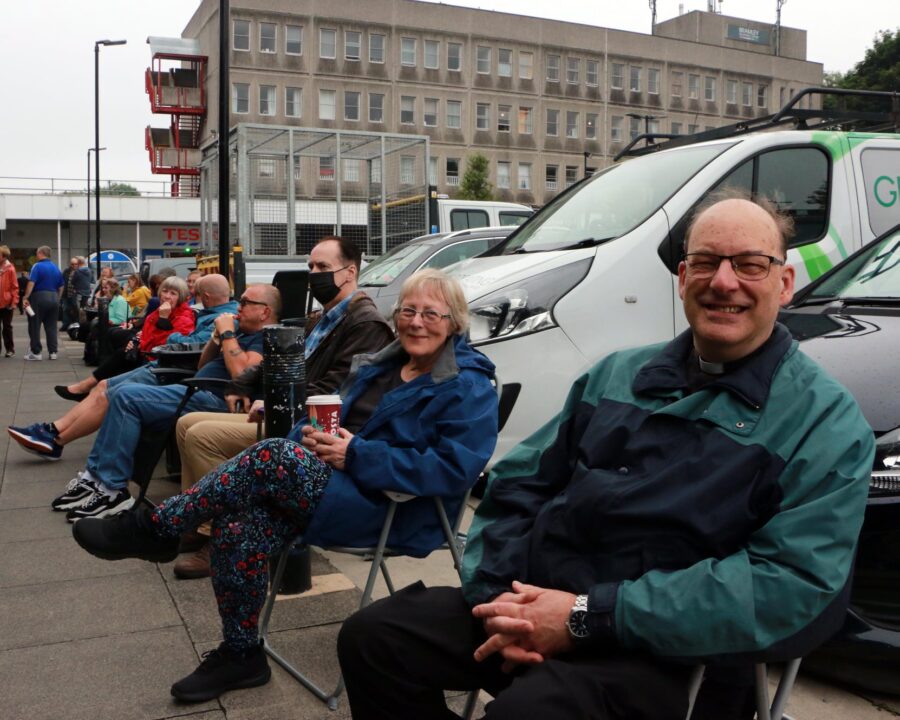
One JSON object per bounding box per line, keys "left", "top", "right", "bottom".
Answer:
{"left": 697, "top": 355, "right": 725, "bottom": 375}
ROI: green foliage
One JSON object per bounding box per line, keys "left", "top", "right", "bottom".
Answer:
{"left": 102, "top": 182, "right": 141, "bottom": 196}
{"left": 457, "top": 153, "right": 493, "bottom": 201}
{"left": 823, "top": 29, "right": 899, "bottom": 114}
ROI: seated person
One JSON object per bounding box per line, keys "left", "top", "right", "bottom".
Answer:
{"left": 124, "top": 273, "right": 152, "bottom": 317}
{"left": 42, "top": 283, "right": 280, "bottom": 520}
{"left": 54, "top": 276, "right": 195, "bottom": 401}
{"left": 333, "top": 196, "right": 874, "bottom": 720}
{"left": 104, "top": 279, "right": 129, "bottom": 326}
{"left": 71, "top": 269, "right": 499, "bottom": 703}
{"left": 172, "top": 235, "right": 394, "bottom": 578}
{"left": 8, "top": 274, "right": 237, "bottom": 460}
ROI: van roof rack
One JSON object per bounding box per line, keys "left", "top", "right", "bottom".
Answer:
{"left": 614, "top": 87, "right": 900, "bottom": 161}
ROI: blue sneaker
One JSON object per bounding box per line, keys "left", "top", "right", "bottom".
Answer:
{"left": 7, "top": 422, "right": 63, "bottom": 460}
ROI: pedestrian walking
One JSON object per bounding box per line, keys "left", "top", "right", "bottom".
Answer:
{"left": 22, "top": 246, "right": 64, "bottom": 361}
{"left": 17, "top": 272, "right": 28, "bottom": 314}
{"left": 0, "top": 246, "right": 19, "bottom": 357}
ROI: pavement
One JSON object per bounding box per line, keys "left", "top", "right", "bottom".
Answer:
{"left": 0, "top": 312, "right": 897, "bottom": 719}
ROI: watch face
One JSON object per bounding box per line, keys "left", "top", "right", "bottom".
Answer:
{"left": 567, "top": 610, "right": 590, "bottom": 639}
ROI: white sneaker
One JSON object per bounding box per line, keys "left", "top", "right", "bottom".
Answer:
{"left": 49, "top": 353, "right": 58, "bottom": 360}
{"left": 24, "top": 351, "right": 42, "bottom": 361}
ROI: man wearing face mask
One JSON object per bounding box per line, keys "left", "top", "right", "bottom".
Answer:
{"left": 166, "top": 235, "right": 394, "bottom": 580}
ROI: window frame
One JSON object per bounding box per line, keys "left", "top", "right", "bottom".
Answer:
{"left": 475, "top": 102, "right": 490, "bottom": 131}
{"left": 285, "top": 25, "right": 303, "bottom": 55}
{"left": 446, "top": 100, "right": 462, "bottom": 129}
{"left": 567, "top": 57, "right": 580, "bottom": 85}
{"left": 259, "top": 84, "right": 276, "bottom": 116}
{"left": 233, "top": 82, "right": 250, "bottom": 114}
{"left": 424, "top": 39, "right": 440, "bottom": 69}
{"left": 318, "top": 88, "right": 336, "bottom": 120}
{"left": 566, "top": 110, "right": 579, "bottom": 139}
{"left": 400, "top": 37, "right": 417, "bottom": 66}
{"left": 519, "top": 51, "right": 534, "bottom": 80}
{"left": 447, "top": 42, "right": 462, "bottom": 71}
{"left": 345, "top": 31, "right": 361, "bottom": 61}
{"left": 518, "top": 106, "right": 533, "bottom": 135}
{"left": 546, "top": 53, "right": 560, "bottom": 82}
{"left": 285, "top": 86, "right": 302, "bottom": 118}
{"left": 497, "top": 104, "right": 511, "bottom": 133}
{"left": 497, "top": 161, "right": 511, "bottom": 189}
{"left": 368, "top": 92, "right": 385, "bottom": 123}
{"left": 369, "top": 33, "right": 385, "bottom": 63}
{"left": 476, "top": 45, "right": 491, "bottom": 75}
{"left": 704, "top": 76, "right": 716, "bottom": 102}
{"left": 629, "top": 65, "right": 642, "bottom": 93}
{"left": 586, "top": 59, "right": 599, "bottom": 87}
{"left": 498, "top": 48, "right": 513, "bottom": 77}
{"left": 319, "top": 28, "right": 337, "bottom": 59}
{"left": 585, "top": 112, "right": 598, "bottom": 140}
{"left": 517, "top": 162, "right": 532, "bottom": 191}
{"left": 400, "top": 95, "right": 416, "bottom": 125}
{"left": 233, "top": 20, "right": 250, "bottom": 52}
{"left": 648, "top": 68, "right": 660, "bottom": 95}
{"left": 259, "top": 22, "right": 276, "bottom": 53}
{"left": 688, "top": 74, "right": 700, "bottom": 100}
{"left": 611, "top": 63, "right": 624, "bottom": 90}
{"left": 344, "top": 90, "right": 360, "bottom": 121}
{"left": 545, "top": 108, "right": 559, "bottom": 137}
{"left": 423, "top": 97, "right": 438, "bottom": 127}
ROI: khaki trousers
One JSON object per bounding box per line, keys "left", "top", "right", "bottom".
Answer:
{"left": 176, "top": 412, "right": 263, "bottom": 535}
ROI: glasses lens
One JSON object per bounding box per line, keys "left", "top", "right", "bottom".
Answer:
{"left": 686, "top": 255, "right": 720, "bottom": 278}
{"left": 733, "top": 255, "right": 771, "bottom": 280}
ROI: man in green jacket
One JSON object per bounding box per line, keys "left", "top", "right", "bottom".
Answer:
{"left": 337, "top": 195, "right": 875, "bottom": 720}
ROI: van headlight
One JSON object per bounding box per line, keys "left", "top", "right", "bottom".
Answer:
{"left": 871, "top": 427, "right": 900, "bottom": 496}
{"left": 468, "top": 258, "right": 591, "bottom": 344}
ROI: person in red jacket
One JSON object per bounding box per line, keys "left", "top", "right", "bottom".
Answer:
{"left": 0, "top": 245, "right": 19, "bottom": 357}
{"left": 54, "top": 276, "right": 196, "bottom": 400}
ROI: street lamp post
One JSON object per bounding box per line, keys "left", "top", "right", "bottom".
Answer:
{"left": 94, "top": 38, "right": 126, "bottom": 279}
{"left": 86, "top": 147, "right": 106, "bottom": 260}
{"left": 627, "top": 112, "right": 659, "bottom": 146}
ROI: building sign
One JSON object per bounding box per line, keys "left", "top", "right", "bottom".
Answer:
{"left": 726, "top": 24, "right": 770, "bottom": 46}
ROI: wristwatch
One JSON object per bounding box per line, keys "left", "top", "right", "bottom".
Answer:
{"left": 566, "top": 594, "right": 591, "bottom": 642}
{"left": 220, "top": 330, "right": 237, "bottom": 341}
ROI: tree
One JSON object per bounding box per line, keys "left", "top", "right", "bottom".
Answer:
{"left": 823, "top": 29, "right": 899, "bottom": 114}
{"left": 457, "top": 153, "right": 493, "bottom": 201}
{"left": 102, "top": 182, "right": 141, "bottom": 196}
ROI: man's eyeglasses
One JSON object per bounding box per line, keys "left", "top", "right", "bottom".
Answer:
{"left": 394, "top": 306, "right": 452, "bottom": 325}
{"left": 238, "top": 297, "right": 268, "bottom": 308}
{"left": 684, "top": 253, "right": 785, "bottom": 281}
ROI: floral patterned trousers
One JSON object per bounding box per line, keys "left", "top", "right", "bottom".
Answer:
{"left": 152, "top": 438, "right": 332, "bottom": 651}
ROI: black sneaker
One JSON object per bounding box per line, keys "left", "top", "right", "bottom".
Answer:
{"left": 171, "top": 642, "right": 271, "bottom": 703}
{"left": 51, "top": 472, "right": 96, "bottom": 512}
{"left": 66, "top": 487, "right": 134, "bottom": 523}
{"left": 71, "top": 505, "right": 179, "bottom": 562}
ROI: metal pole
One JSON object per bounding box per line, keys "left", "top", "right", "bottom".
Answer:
{"left": 217, "top": 0, "right": 231, "bottom": 280}
{"left": 86, "top": 150, "right": 91, "bottom": 258}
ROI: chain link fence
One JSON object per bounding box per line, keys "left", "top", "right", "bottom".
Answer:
{"left": 201, "top": 125, "right": 430, "bottom": 258}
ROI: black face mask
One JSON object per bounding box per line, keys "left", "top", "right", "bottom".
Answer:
{"left": 309, "top": 267, "right": 349, "bottom": 306}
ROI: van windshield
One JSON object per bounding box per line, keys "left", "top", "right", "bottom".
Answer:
{"left": 358, "top": 241, "right": 432, "bottom": 287}
{"left": 502, "top": 143, "right": 733, "bottom": 253}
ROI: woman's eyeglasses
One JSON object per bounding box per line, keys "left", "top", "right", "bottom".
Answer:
{"left": 394, "top": 306, "right": 452, "bottom": 325}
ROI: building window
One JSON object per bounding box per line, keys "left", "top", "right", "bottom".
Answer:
{"left": 671, "top": 71, "right": 683, "bottom": 97}
{"left": 586, "top": 59, "right": 599, "bottom": 86}
{"left": 742, "top": 82, "right": 752, "bottom": 107}
{"left": 447, "top": 100, "right": 461, "bottom": 129}
{"left": 318, "top": 89, "right": 336, "bottom": 120}
{"left": 726, "top": 79, "right": 738, "bottom": 104}
{"left": 400, "top": 95, "right": 415, "bottom": 124}
{"left": 319, "top": 156, "right": 335, "bottom": 181}
{"left": 688, "top": 123, "right": 700, "bottom": 134}
{"left": 259, "top": 85, "right": 275, "bottom": 115}
{"left": 285, "top": 25, "right": 302, "bottom": 55}
{"left": 260, "top": 23, "right": 276, "bottom": 53}
{"left": 497, "top": 161, "right": 510, "bottom": 189}
{"left": 704, "top": 76, "right": 716, "bottom": 102}
{"left": 518, "top": 106, "right": 533, "bottom": 134}
{"left": 648, "top": 68, "right": 660, "bottom": 95}
{"left": 233, "top": 83, "right": 249, "bottom": 114}
{"left": 425, "top": 39, "right": 439, "bottom": 69}
{"left": 401, "top": 37, "right": 416, "bottom": 66}
{"left": 233, "top": 20, "right": 250, "bottom": 51}
{"left": 519, "top": 51, "right": 533, "bottom": 79}
{"left": 369, "top": 92, "right": 384, "bottom": 122}
{"left": 320, "top": 29, "right": 336, "bottom": 59}
{"left": 611, "top": 63, "right": 624, "bottom": 90}
{"left": 343, "top": 159, "right": 360, "bottom": 183}
{"left": 476, "top": 46, "right": 491, "bottom": 74}
{"left": 428, "top": 157, "right": 437, "bottom": 186}
{"left": 648, "top": 118, "right": 661, "bottom": 135}
{"left": 586, "top": 112, "right": 598, "bottom": 139}
{"left": 671, "top": 121, "right": 682, "bottom": 135}
{"left": 370, "top": 157, "right": 381, "bottom": 184}
{"left": 566, "top": 110, "right": 579, "bottom": 138}
{"left": 258, "top": 158, "right": 275, "bottom": 178}
{"left": 629, "top": 116, "right": 640, "bottom": 140}
{"left": 424, "top": 98, "right": 438, "bottom": 126}
{"left": 546, "top": 53, "right": 560, "bottom": 82}
{"left": 498, "top": 48, "right": 512, "bottom": 77}
{"left": 344, "top": 91, "right": 360, "bottom": 121}
{"left": 400, "top": 156, "right": 416, "bottom": 185}
{"left": 448, "top": 42, "right": 462, "bottom": 71}
{"left": 517, "top": 163, "right": 532, "bottom": 190}
{"left": 285, "top": 87, "right": 302, "bottom": 117}
{"left": 567, "top": 57, "right": 580, "bottom": 84}
{"left": 545, "top": 164, "right": 558, "bottom": 190}
{"left": 345, "top": 31, "right": 361, "bottom": 61}
{"left": 610, "top": 115, "right": 623, "bottom": 142}
{"left": 629, "top": 66, "right": 642, "bottom": 92}
{"left": 292, "top": 156, "right": 302, "bottom": 181}
{"left": 497, "top": 104, "right": 510, "bottom": 132}
{"left": 758, "top": 84, "right": 768, "bottom": 108}
{"left": 565, "top": 165, "right": 578, "bottom": 187}
{"left": 546, "top": 108, "right": 559, "bottom": 136}
{"left": 476, "top": 103, "right": 490, "bottom": 130}
{"left": 688, "top": 74, "right": 700, "bottom": 99}
{"left": 446, "top": 158, "right": 460, "bottom": 185}
{"left": 369, "top": 33, "right": 385, "bottom": 63}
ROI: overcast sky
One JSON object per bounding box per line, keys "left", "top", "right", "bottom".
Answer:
{"left": 0, "top": 0, "right": 894, "bottom": 188}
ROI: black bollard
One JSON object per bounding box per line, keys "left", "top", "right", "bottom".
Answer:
{"left": 96, "top": 297, "right": 110, "bottom": 363}
{"left": 262, "top": 324, "right": 312, "bottom": 594}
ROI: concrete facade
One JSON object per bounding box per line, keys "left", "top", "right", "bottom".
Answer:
{"left": 178, "top": 0, "right": 823, "bottom": 205}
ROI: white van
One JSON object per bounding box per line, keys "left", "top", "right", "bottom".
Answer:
{"left": 433, "top": 198, "right": 532, "bottom": 233}
{"left": 450, "top": 126, "right": 900, "bottom": 463}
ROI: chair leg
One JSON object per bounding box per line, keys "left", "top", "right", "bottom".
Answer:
{"left": 461, "top": 689, "right": 480, "bottom": 720}
{"left": 755, "top": 659, "right": 802, "bottom": 720}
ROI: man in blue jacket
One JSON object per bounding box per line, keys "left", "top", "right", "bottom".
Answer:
{"left": 336, "top": 195, "right": 875, "bottom": 720}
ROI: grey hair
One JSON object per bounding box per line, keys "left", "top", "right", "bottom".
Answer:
{"left": 397, "top": 268, "right": 470, "bottom": 335}
{"left": 159, "top": 276, "right": 190, "bottom": 305}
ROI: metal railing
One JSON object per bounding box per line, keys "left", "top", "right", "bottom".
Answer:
{"left": 0, "top": 176, "right": 173, "bottom": 197}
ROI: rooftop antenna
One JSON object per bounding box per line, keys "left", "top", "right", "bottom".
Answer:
{"left": 775, "top": 0, "right": 787, "bottom": 56}
{"left": 649, "top": 0, "right": 657, "bottom": 30}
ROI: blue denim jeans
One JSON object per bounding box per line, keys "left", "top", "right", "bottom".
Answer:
{"left": 105, "top": 362, "right": 159, "bottom": 390}
{"left": 86, "top": 382, "right": 227, "bottom": 491}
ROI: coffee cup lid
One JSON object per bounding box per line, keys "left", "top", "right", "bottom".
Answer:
{"left": 307, "top": 394, "right": 342, "bottom": 404}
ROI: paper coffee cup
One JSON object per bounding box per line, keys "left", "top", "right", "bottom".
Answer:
{"left": 24, "top": 305, "right": 35, "bottom": 317}
{"left": 307, "top": 394, "right": 342, "bottom": 435}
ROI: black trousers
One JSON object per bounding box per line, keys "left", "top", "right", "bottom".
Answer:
{"left": 27, "top": 291, "right": 60, "bottom": 354}
{"left": 337, "top": 582, "right": 695, "bottom": 720}
{"left": 0, "top": 307, "right": 14, "bottom": 352}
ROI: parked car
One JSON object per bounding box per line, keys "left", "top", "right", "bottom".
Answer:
{"left": 779, "top": 223, "right": 900, "bottom": 695}
{"left": 358, "top": 226, "right": 516, "bottom": 318}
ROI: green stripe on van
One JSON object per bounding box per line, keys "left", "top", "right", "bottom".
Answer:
{"left": 812, "top": 131, "right": 849, "bottom": 161}
{"left": 797, "top": 243, "right": 834, "bottom": 280}
{"left": 830, "top": 224, "right": 848, "bottom": 260}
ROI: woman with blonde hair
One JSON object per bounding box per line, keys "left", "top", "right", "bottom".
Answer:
{"left": 124, "top": 273, "right": 151, "bottom": 317}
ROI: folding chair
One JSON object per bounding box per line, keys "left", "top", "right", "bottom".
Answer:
{"left": 684, "top": 659, "right": 803, "bottom": 720}
{"left": 259, "top": 488, "right": 472, "bottom": 711}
